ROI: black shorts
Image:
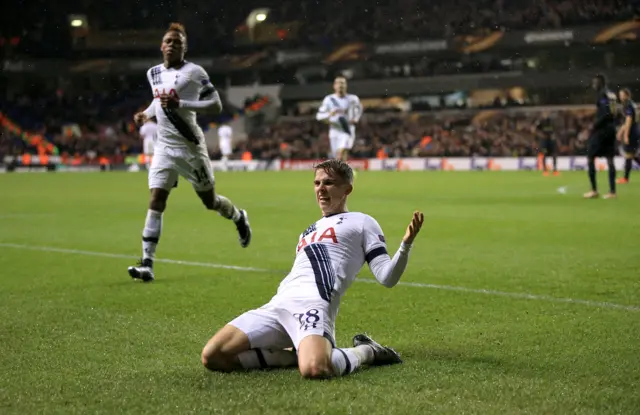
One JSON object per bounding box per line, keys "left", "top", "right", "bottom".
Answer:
{"left": 540, "top": 138, "right": 556, "bottom": 154}
{"left": 588, "top": 129, "right": 616, "bottom": 158}
{"left": 623, "top": 135, "right": 639, "bottom": 154}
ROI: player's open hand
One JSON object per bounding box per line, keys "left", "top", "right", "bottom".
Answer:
{"left": 133, "top": 112, "right": 148, "bottom": 126}
{"left": 402, "top": 211, "right": 424, "bottom": 245}
{"left": 160, "top": 93, "right": 179, "bottom": 110}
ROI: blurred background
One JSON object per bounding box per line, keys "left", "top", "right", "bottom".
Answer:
{"left": 2, "top": 0, "right": 640, "bottom": 168}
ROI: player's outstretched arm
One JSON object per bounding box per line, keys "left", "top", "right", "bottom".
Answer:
{"left": 368, "top": 211, "right": 424, "bottom": 288}
{"left": 178, "top": 91, "right": 223, "bottom": 114}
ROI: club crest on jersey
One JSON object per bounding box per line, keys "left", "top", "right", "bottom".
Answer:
{"left": 297, "top": 227, "right": 338, "bottom": 252}
{"left": 378, "top": 235, "right": 386, "bottom": 243}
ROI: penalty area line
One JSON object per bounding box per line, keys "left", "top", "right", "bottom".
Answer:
{"left": 1, "top": 242, "right": 638, "bottom": 313}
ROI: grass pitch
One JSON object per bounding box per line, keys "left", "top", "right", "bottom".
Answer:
{"left": 1, "top": 170, "right": 639, "bottom": 414}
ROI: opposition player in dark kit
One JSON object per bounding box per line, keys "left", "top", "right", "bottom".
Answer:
{"left": 584, "top": 74, "right": 617, "bottom": 199}
{"left": 616, "top": 88, "right": 640, "bottom": 184}
{"left": 535, "top": 111, "right": 558, "bottom": 176}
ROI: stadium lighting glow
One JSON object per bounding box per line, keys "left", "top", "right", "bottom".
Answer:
{"left": 70, "top": 19, "right": 83, "bottom": 27}
{"left": 256, "top": 13, "right": 267, "bottom": 22}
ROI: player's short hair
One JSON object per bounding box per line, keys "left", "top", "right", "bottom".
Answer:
{"left": 594, "top": 73, "right": 607, "bottom": 85}
{"left": 334, "top": 76, "right": 347, "bottom": 82}
{"left": 620, "top": 87, "right": 632, "bottom": 98}
{"left": 167, "top": 22, "right": 187, "bottom": 37}
{"left": 314, "top": 159, "right": 354, "bottom": 184}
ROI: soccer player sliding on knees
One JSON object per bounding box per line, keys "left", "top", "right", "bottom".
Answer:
{"left": 201, "top": 159, "right": 424, "bottom": 379}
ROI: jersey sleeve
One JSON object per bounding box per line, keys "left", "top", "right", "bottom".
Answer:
{"left": 143, "top": 68, "right": 156, "bottom": 118}
{"left": 316, "top": 96, "right": 332, "bottom": 122}
{"left": 192, "top": 65, "right": 216, "bottom": 101}
{"left": 594, "top": 92, "right": 616, "bottom": 129}
{"left": 145, "top": 68, "right": 153, "bottom": 87}
{"left": 362, "top": 215, "right": 388, "bottom": 264}
{"left": 177, "top": 65, "right": 221, "bottom": 112}
{"left": 351, "top": 95, "right": 363, "bottom": 122}
{"left": 362, "top": 215, "right": 413, "bottom": 288}
{"left": 625, "top": 104, "right": 635, "bottom": 117}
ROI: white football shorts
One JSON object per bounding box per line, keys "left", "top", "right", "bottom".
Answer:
{"left": 229, "top": 294, "right": 339, "bottom": 350}
{"left": 148, "top": 146, "right": 214, "bottom": 192}
{"left": 219, "top": 138, "right": 233, "bottom": 157}
{"left": 329, "top": 130, "right": 354, "bottom": 156}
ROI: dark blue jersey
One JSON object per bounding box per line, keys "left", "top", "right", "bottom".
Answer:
{"left": 593, "top": 89, "right": 617, "bottom": 131}
{"left": 622, "top": 100, "right": 638, "bottom": 138}
{"left": 536, "top": 117, "right": 554, "bottom": 140}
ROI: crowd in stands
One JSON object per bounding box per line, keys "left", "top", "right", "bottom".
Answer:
{"left": 241, "top": 109, "right": 595, "bottom": 160}
{"left": 79, "top": 0, "right": 640, "bottom": 47}
{"left": 2, "top": 99, "right": 598, "bottom": 164}
{"left": 1, "top": 87, "right": 149, "bottom": 163}
{"left": 0, "top": 86, "right": 240, "bottom": 164}
{"left": 4, "top": 0, "right": 637, "bottom": 60}
{"left": 297, "top": 0, "right": 637, "bottom": 46}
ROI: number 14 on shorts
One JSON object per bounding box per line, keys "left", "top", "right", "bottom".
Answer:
{"left": 293, "top": 309, "right": 322, "bottom": 331}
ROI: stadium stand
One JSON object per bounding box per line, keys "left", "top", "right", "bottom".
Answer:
{"left": 1, "top": 0, "right": 639, "bottom": 167}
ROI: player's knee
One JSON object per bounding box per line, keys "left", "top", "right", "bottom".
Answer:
{"left": 149, "top": 190, "right": 168, "bottom": 212}
{"left": 198, "top": 191, "right": 216, "bottom": 210}
{"left": 299, "top": 359, "right": 333, "bottom": 380}
{"left": 201, "top": 344, "right": 231, "bottom": 372}
{"left": 203, "top": 198, "right": 216, "bottom": 210}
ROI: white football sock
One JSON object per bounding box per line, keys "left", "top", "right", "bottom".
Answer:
{"left": 237, "top": 349, "right": 297, "bottom": 369}
{"left": 142, "top": 209, "right": 162, "bottom": 263}
{"left": 330, "top": 348, "right": 362, "bottom": 376}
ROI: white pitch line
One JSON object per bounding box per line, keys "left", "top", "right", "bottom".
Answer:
{"left": 1, "top": 242, "right": 639, "bottom": 313}
{"left": 0, "top": 213, "right": 55, "bottom": 219}
{"left": 0, "top": 243, "right": 269, "bottom": 272}
{"left": 356, "top": 279, "right": 640, "bottom": 312}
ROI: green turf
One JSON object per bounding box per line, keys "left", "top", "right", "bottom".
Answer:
{"left": 1, "top": 170, "right": 639, "bottom": 414}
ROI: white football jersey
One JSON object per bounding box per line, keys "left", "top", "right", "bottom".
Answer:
{"left": 139, "top": 121, "right": 157, "bottom": 142}
{"left": 276, "top": 212, "right": 387, "bottom": 303}
{"left": 317, "top": 93, "right": 363, "bottom": 136}
{"left": 145, "top": 61, "right": 215, "bottom": 152}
